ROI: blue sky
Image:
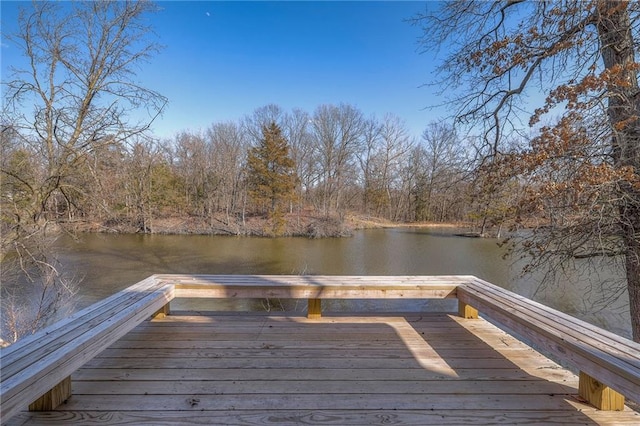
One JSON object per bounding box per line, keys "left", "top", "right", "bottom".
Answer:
{"left": 1, "top": 1, "right": 443, "bottom": 140}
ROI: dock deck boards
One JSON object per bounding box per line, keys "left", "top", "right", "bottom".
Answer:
{"left": 6, "top": 312, "right": 639, "bottom": 425}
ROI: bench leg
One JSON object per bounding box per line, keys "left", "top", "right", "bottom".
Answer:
{"left": 29, "top": 376, "right": 71, "bottom": 411}
{"left": 578, "top": 371, "right": 625, "bottom": 410}
{"left": 458, "top": 301, "right": 478, "bottom": 319}
{"left": 308, "top": 299, "right": 322, "bottom": 319}
{"left": 153, "top": 302, "right": 170, "bottom": 319}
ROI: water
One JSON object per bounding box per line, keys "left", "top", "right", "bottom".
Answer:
{"left": 3, "top": 227, "right": 632, "bottom": 338}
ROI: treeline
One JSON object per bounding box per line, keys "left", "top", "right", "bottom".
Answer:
{"left": 2, "top": 103, "right": 504, "bottom": 237}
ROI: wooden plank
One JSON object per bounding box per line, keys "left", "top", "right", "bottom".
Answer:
{"left": 97, "top": 327, "right": 566, "bottom": 356}
{"left": 163, "top": 274, "right": 469, "bottom": 287}
{"left": 159, "top": 274, "right": 475, "bottom": 285}
{"left": 94, "top": 346, "right": 537, "bottom": 360}
{"left": 0, "top": 284, "right": 172, "bottom": 386}
{"left": 174, "top": 286, "right": 458, "bottom": 299}
{"left": 9, "top": 409, "right": 640, "bottom": 426}
{"left": 55, "top": 392, "right": 585, "bottom": 411}
{"left": 1, "top": 286, "right": 168, "bottom": 401}
{"left": 163, "top": 274, "right": 464, "bottom": 299}
{"left": 84, "top": 313, "right": 582, "bottom": 389}
{"left": 147, "top": 312, "right": 457, "bottom": 323}
{"left": 2, "top": 284, "right": 172, "bottom": 378}
{"left": 83, "top": 314, "right": 570, "bottom": 385}
{"left": 106, "top": 336, "right": 533, "bottom": 350}
{"left": 70, "top": 379, "right": 573, "bottom": 396}
{"left": 74, "top": 366, "right": 579, "bottom": 382}
{"left": 86, "top": 353, "right": 568, "bottom": 371}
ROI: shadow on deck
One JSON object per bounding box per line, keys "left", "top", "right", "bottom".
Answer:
{"left": 6, "top": 312, "right": 639, "bottom": 425}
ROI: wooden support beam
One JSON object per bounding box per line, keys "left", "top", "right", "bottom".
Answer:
{"left": 153, "top": 302, "right": 170, "bottom": 319}
{"left": 29, "top": 376, "right": 71, "bottom": 411}
{"left": 307, "top": 299, "right": 322, "bottom": 319}
{"left": 579, "top": 371, "right": 625, "bottom": 411}
{"left": 458, "top": 301, "right": 478, "bottom": 319}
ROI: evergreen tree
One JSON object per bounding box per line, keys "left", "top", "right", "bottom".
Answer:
{"left": 246, "top": 123, "right": 298, "bottom": 223}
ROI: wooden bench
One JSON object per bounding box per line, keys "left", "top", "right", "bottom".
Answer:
{"left": 0, "top": 276, "right": 173, "bottom": 420}
{"left": 157, "top": 274, "right": 463, "bottom": 318}
{"left": 456, "top": 277, "right": 640, "bottom": 410}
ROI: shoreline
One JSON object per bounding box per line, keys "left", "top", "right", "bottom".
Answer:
{"left": 63, "top": 214, "right": 475, "bottom": 238}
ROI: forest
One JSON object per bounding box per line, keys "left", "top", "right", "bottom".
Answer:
{"left": 2, "top": 103, "right": 502, "bottom": 238}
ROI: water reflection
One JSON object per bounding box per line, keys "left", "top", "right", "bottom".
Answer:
{"left": 2, "top": 227, "right": 630, "bottom": 338}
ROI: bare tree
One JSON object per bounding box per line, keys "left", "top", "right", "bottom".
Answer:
{"left": 243, "top": 104, "right": 285, "bottom": 145}
{"left": 357, "top": 114, "right": 414, "bottom": 219}
{"left": 1, "top": 0, "right": 166, "bottom": 342}
{"left": 358, "top": 116, "right": 383, "bottom": 215}
{"left": 282, "top": 108, "right": 316, "bottom": 213}
{"left": 377, "top": 114, "right": 415, "bottom": 220}
{"left": 206, "top": 121, "right": 248, "bottom": 226}
{"left": 311, "top": 104, "right": 365, "bottom": 216}
{"left": 124, "top": 137, "right": 179, "bottom": 233}
{"left": 173, "top": 131, "right": 209, "bottom": 216}
{"left": 416, "top": 121, "right": 467, "bottom": 222}
{"left": 3, "top": 1, "right": 166, "bottom": 228}
{"left": 414, "top": 1, "right": 640, "bottom": 340}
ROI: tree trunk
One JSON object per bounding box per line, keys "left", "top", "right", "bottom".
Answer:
{"left": 624, "top": 214, "right": 640, "bottom": 342}
{"left": 597, "top": 0, "right": 640, "bottom": 341}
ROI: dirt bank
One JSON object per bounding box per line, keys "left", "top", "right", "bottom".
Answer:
{"left": 66, "top": 213, "right": 474, "bottom": 238}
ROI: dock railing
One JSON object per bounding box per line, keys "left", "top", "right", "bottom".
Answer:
{"left": 1, "top": 274, "right": 639, "bottom": 421}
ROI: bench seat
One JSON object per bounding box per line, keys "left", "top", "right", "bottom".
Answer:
{"left": 160, "top": 274, "right": 464, "bottom": 299}
{"left": 0, "top": 276, "right": 173, "bottom": 420}
{"left": 457, "top": 277, "right": 640, "bottom": 409}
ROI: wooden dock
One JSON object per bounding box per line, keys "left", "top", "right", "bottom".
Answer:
{"left": 5, "top": 311, "right": 639, "bottom": 425}
{"left": 2, "top": 275, "right": 640, "bottom": 425}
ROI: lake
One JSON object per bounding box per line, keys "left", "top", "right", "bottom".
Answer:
{"left": 2, "top": 227, "right": 632, "bottom": 338}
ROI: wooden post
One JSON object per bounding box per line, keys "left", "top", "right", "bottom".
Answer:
{"left": 308, "top": 299, "right": 322, "bottom": 319}
{"left": 578, "top": 371, "right": 625, "bottom": 411}
{"left": 153, "top": 302, "right": 170, "bottom": 319}
{"left": 29, "top": 376, "right": 71, "bottom": 411}
{"left": 458, "top": 301, "right": 478, "bottom": 319}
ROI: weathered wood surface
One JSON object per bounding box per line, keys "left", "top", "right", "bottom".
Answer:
{"left": 0, "top": 277, "right": 174, "bottom": 421}
{"left": 3, "top": 274, "right": 640, "bottom": 424}
{"left": 7, "top": 313, "right": 639, "bottom": 425}
{"left": 458, "top": 277, "right": 640, "bottom": 406}
{"left": 160, "top": 274, "right": 463, "bottom": 299}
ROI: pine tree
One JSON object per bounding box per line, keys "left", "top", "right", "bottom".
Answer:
{"left": 246, "top": 123, "right": 298, "bottom": 228}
